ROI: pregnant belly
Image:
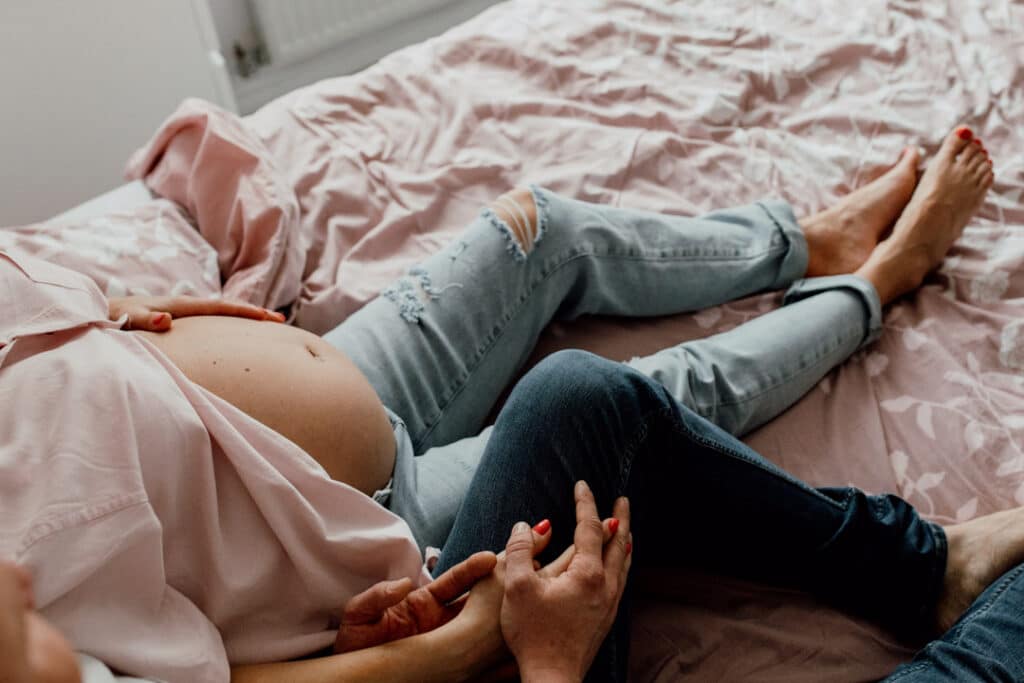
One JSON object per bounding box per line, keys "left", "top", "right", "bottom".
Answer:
{"left": 136, "top": 316, "right": 396, "bottom": 496}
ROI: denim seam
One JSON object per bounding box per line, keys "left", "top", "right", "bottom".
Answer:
{"left": 663, "top": 409, "right": 845, "bottom": 510}
{"left": 615, "top": 410, "right": 657, "bottom": 494}
{"left": 415, "top": 243, "right": 792, "bottom": 447}
{"left": 612, "top": 404, "right": 679, "bottom": 495}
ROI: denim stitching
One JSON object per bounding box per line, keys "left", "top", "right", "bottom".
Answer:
{"left": 885, "top": 662, "right": 931, "bottom": 680}
{"left": 665, "top": 413, "right": 846, "bottom": 509}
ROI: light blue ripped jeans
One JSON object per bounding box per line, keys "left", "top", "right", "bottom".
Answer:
{"left": 322, "top": 187, "right": 882, "bottom": 550}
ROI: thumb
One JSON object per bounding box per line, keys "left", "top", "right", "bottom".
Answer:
{"left": 341, "top": 577, "right": 414, "bottom": 624}
{"left": 504, "top": 522, "right": 537, "bottom": 587}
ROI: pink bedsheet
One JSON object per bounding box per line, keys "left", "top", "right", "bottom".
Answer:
{"left": 9, "top": 0, "right": 1024, "bottom": 679}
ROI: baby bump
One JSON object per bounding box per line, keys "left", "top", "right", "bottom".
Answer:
{"left": 136, "top": 316, "right": 396, "bottom": 496}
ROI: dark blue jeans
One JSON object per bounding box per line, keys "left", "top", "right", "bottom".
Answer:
{"left": 435, "top": 350, "right": 1023, "bottom": 681}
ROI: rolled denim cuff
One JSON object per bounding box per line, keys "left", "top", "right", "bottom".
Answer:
{"left": 783, "top": 274, "right": 883, "bottom": 350}
{"left": 757, "top": 199, "right": 808, "bottom": 290}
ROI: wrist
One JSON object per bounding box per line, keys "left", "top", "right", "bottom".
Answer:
{"left": 424, "top": 616, "right": 506, "bottom": 682}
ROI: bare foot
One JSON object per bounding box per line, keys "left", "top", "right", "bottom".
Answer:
{"left": 856, "top": 126, "right": 994, "bottom": 305}
{"left": 801, "top": 147, "right": 919, "bottom": 277}
{"left": 935, "top": 506, "right": 1024, "bottom": 633}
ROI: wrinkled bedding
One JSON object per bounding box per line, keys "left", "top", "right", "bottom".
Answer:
{"left": 5, "top": 0, "right": 1024, "bottom": 680}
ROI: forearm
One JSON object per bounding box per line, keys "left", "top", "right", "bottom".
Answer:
{"left": 231, "top": 623, "right": 497, "bottom": 683}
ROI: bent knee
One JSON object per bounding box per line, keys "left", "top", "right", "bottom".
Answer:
{"left": 487, "top": 187, "right": 544, "bottom": 259}
{"left": 514, "top": 350, "right": 643, "bottom": 411}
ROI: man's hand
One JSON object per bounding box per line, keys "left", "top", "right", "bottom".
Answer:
{"left": 0, "top": 563, "right": 81, "bottom": 683}
{"left": 108, "top": 295, "right": 285, "bottom": 332}
{"left": 501, "top": 481, "right": 632, "bottom": 683}
{"left": 334, "top": 551, "right": 498, "bottom": 653}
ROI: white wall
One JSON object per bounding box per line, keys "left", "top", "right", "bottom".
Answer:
{"left": 0, "top": 1, "right": 232, "bottom": 225}
{"left": 211, "top": 0, "right": 500, "bottom": 114}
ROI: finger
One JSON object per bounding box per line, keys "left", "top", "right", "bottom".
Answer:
{"left": 494, "top": 525, "right": 553, "bottom": 561}
{"left": 341, "top": 577, "right": 414, "bottom": 624}
{"left": 573, "top": 480, "right": 604, "bottom": 558}
{"left": 603, "top": 497, "right": 631, "bottom": 574}
{"left": 538, "top": 543, "right": 575, "bottom": 578}
{"left": 610, "top": 534, "right": 633, "bottom": 614}
{"left": 426, "top": 551, "right": 497, "bottom": 604}
{"left": 161, "top": 297, "right": 283, "bottom": 322}
{"left": 530, "top": 519, "right": 553, "bottom": 557}
{"left": 126, "top": 307, "right": 171, "bottom": 332}
{"left": 504, "top": 522, "right": 539, "bottom": 588}
{"left": 602, "top": 517, "right": 620, "bottom": 544}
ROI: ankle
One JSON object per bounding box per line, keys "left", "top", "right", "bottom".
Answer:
{"left": 855, "top": 245, "right": 929, "bottom": 305}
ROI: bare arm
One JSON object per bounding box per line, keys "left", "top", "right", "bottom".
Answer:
{"left": 232, "top": 568, "right": 508, "bottom": 683}
{"left": 231, "top": 626, "right": 487, "bottom": 683}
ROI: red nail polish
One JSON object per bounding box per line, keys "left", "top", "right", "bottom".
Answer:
{"left": 532, "top": 519, "right": 551, "bottom": 535}
{"left": 625, "top": 542, "right": 633, "bottom": 555}
{"left": 957, "top": 127, "right": 973, "bottom": 141}
{"left": 152, "top": 313, "right": 167, "bottom": 325}
{"left": 608, "top": 518, "right": 620, "bottom": 535}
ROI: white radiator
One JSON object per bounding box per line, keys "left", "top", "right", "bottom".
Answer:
{"left": 250, "top": 0, "right": 458, "bottom": 68}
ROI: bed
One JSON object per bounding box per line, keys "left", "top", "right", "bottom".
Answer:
{"left": 5, "top": 1, "right": 1024, "bottom": 680}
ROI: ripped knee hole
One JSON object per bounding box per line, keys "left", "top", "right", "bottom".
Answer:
{"left": 489, "top": 188, "right": 540, "bottom": 254}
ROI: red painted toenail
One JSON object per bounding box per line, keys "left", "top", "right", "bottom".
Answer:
{"left": 958, "top": 127, "right": 973, "bottom": 141}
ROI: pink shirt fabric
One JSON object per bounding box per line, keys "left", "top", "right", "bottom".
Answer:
{"left": 0, "top": 250, "right": 429, "bottom": 682}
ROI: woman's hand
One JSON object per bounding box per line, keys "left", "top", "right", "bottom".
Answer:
{"left": 501, "top": 481, "right": 632, "bottom": 683}
{"left": 108, "top": 295, "right": 286, "bottom": 332}
{"left": 334, "top": 551, "right": 498, "bottom": 654}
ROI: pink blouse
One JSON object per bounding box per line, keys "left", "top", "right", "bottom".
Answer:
{"left": 0, "top": 250, "right": 429, "bottom": 682}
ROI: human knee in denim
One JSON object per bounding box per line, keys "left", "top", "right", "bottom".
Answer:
{"left": 483, "top": 186, "right": 548, "bottom": 261}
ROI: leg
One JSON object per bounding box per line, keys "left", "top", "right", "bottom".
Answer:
{"left": 436, "top": 351, "right": 947, "bottom": 680}
{"left": 402, "top": 276, "right": 880, "bottom": 549}
{"left": 349, "top": 190, "right": 812, "bottom": 547}
{"left": 324, "top": 188, "right": 811, "bottom": 452}
{"left": 627, "top": 275, "right": 881, "bottom": 436}
{"left": 630, "top": 125, "right": 995, "bottom": 437}
{"left": 324, "top": 147, "right": 920, "bottom": 453}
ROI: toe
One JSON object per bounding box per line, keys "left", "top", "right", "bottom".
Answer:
{"left": 942, "top": 125, "right": 974, "bottom": 158}
{"left": 965, "top": 146, "right": 988, "bottom": 173}
{"left": 898, "top": 145, "right": 921, "bottom": 170}
{"left": 971, "top": 164, "right": 989, "bottom": 186}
